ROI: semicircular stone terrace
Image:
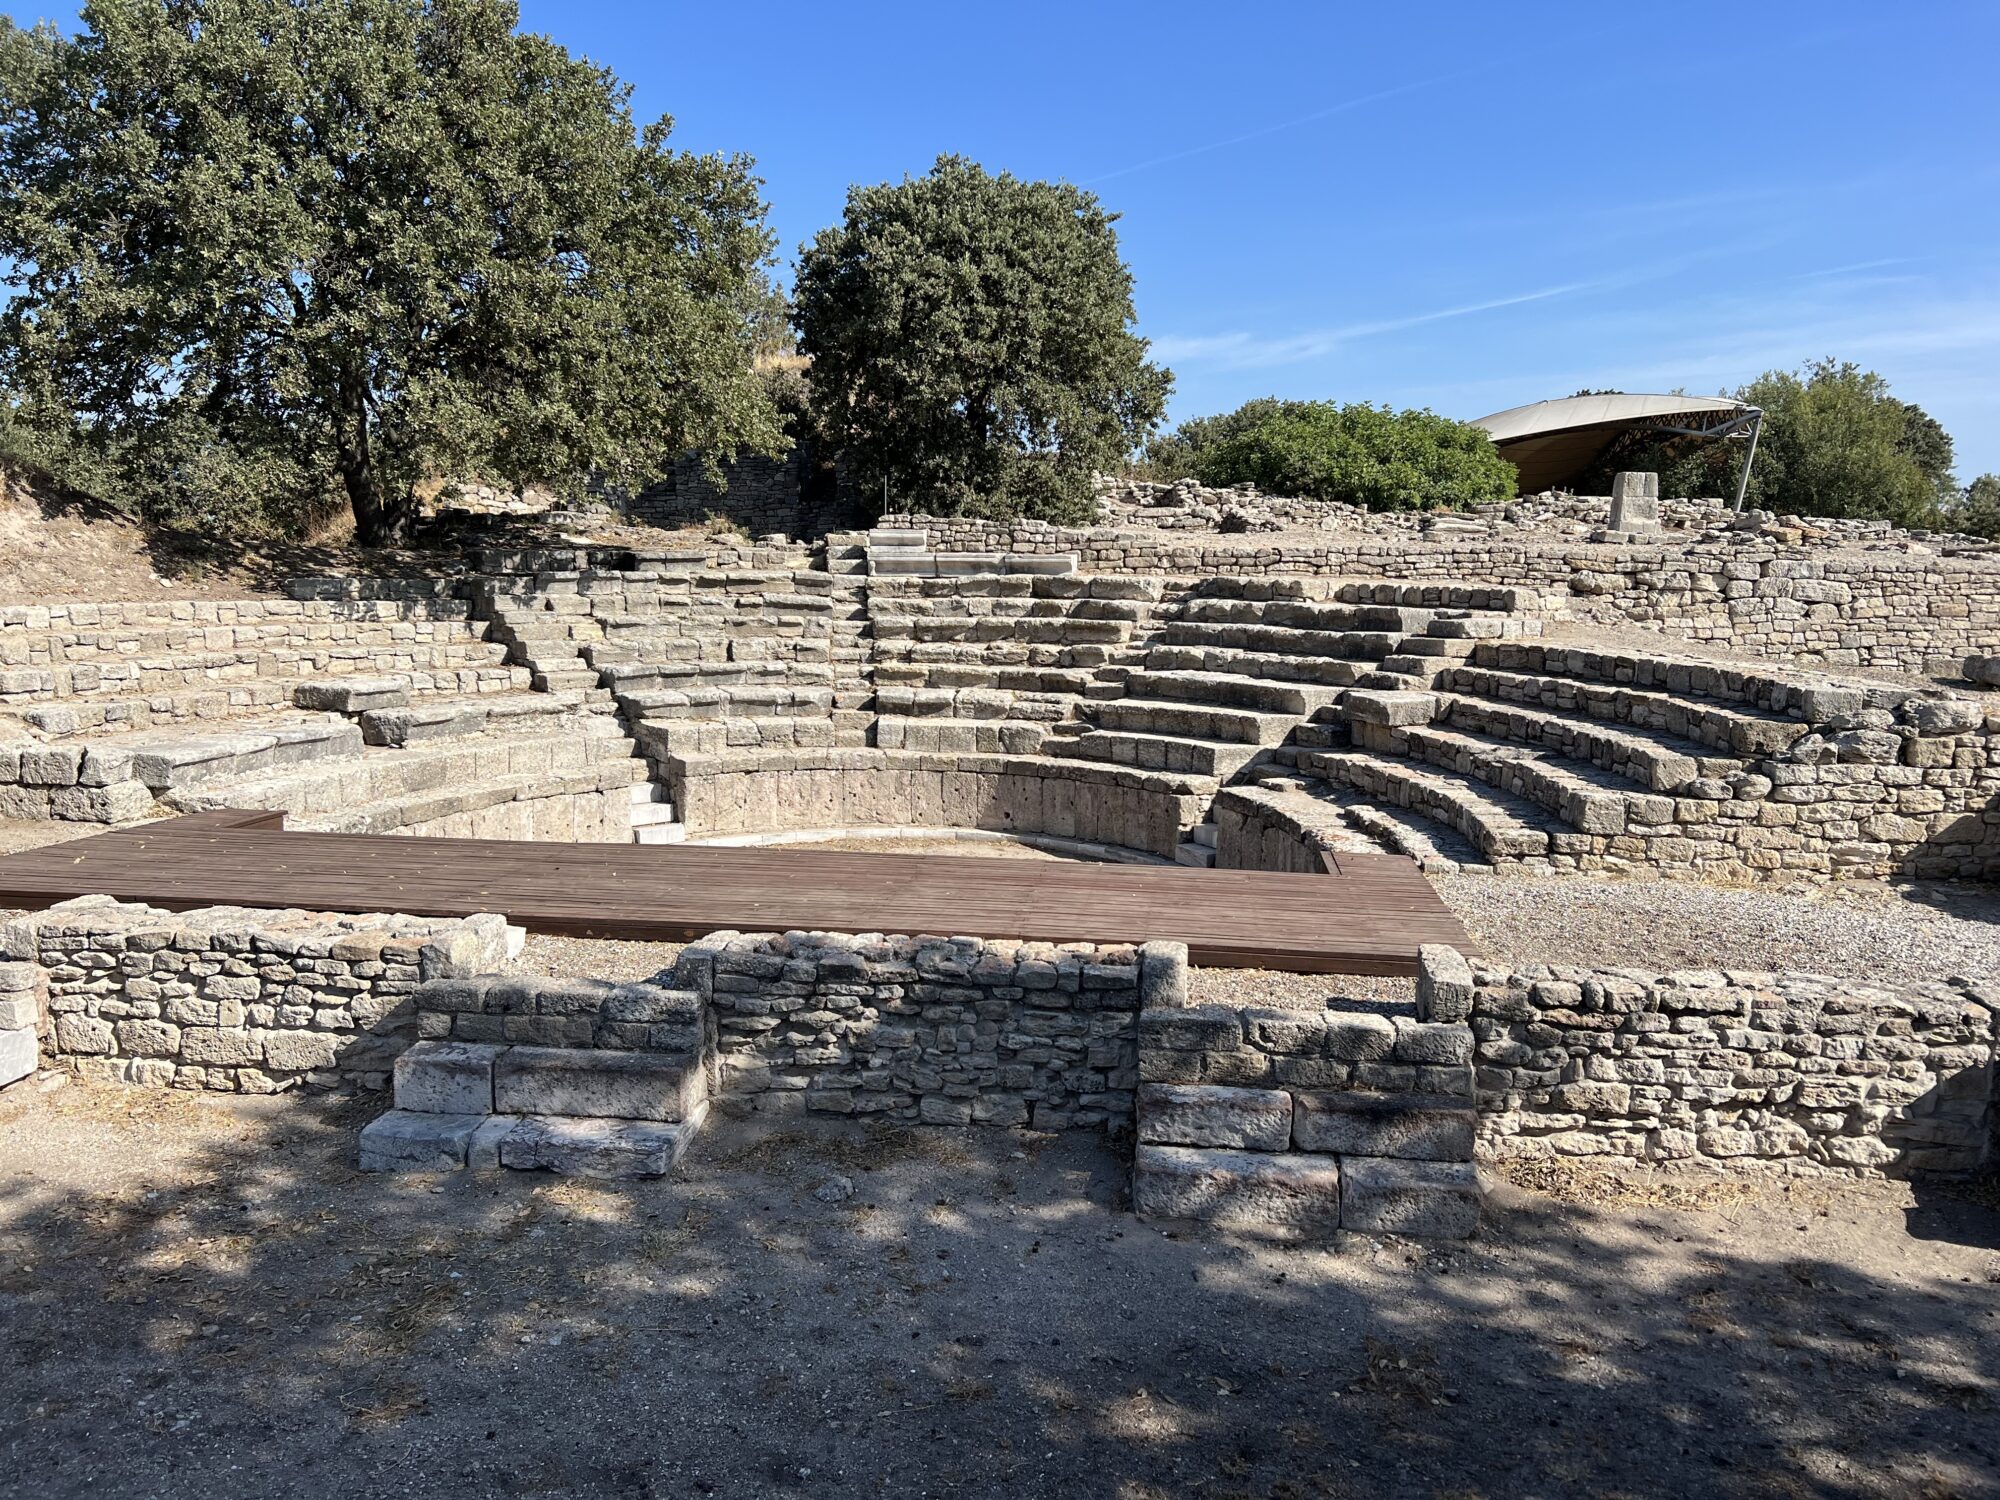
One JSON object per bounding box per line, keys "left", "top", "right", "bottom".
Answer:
{"left": 2, "top": 530, "right": 1996, "bottom": 883}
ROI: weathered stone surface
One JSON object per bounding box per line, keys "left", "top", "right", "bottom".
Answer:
{"left": 494, "top": 1046, "right": 703, "bottom": 1122}
{"left": 394, "top": 1040, "right": 503, "bottom": 1115}
{"left": 1292, "top": 1091, "right": 1475, "bottom": 1161}
{"left": 1339, "top": 1156, "right": 1481, "bottom": 1238}
{"left": 1132, "top": 1144, "right": 1341, "bottom": 1232}
{"left": 357, "top": 1109, "right": 482, "bottom": 1172}
{"left": 0, "top": 1026, "right": 36, "bottom": 1087}
{"left": 1136, "top": 1083, "right": 1291, "bottom": 1151}
{"left": 497, "top": 1113, "right": 701, "bottom": 1178}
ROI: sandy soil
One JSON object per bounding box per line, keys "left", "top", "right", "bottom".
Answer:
{"left": 0, "top": 1082, "right": 1993, "bottom": 1500}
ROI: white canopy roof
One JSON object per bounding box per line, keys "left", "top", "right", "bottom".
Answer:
{"left": 1471, "top": 394, "right": 1756, "bottom": 493}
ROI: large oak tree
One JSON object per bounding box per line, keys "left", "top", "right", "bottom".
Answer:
{"left": 0, "top": 0, "right": 781, "bottom": 544}
{"left": 794, "top": 155, "right": 1170, "bottom": 524}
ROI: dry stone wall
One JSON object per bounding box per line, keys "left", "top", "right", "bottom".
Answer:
{"left": 1417, "top": 946, "right": 1996, "bottom": 1175}
{"left": 673, "top": 929, "right": 1158, "bottom": 1129}
{"left": 5, "top": 897, "right": 513, "bottom": 1093}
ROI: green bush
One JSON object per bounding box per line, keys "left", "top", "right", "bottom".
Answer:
{"left": 1159, "top": 398, "right": 1515, "bottom": 511}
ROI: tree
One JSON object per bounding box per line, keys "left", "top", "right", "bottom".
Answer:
{"left": 1947, "top": 474, "right": 2000, "bottom": 539}
{"left": 1596, "top": 360, "right": 1956, "bottom": 525}
{"left": 1156, "top": 397, "right": 1516, "bottom": 512}
{"left": 793, "top": 155, "right": 1170, "bottom": 524}
{"left": 0, "top": 0, "right": 781, "bottom": 545}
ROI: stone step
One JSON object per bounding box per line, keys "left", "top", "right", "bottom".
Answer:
{"left": 531, "top": 667, "right": 603, "bottom": 694}
{"left": 1173, "top": 840, "right": 1216, "bottom": 868}
{"left": 1119, "top": 669, "right": 1343, "bottom": 717}
{"left": 1436, "top": 694, "right": 1744, "bottom": 792}
{"left": 1355, "top": 722, "right": 1664, "bottom": 838}
{"left": 1082, "top": 697, "right": 1298, "bottom": 746}
{"left": 870, "top": 614, "right": 1133, "bottom": 646}
{"left": 292, "top": 762, "right": 642, "bottom": 836}
{"left": 71, "top": 717, "right": 366, "bottom": 794}
{"left": 634, "top": 821, "right": 688, "bottom": 845}
{"left": 358, "top": 1108, "right": 703, "bottom": 1177}
{"left": 359, "top": 691, "right": 596, "bottom": 747}
{"left": 1178, "top": 598, "right": 1435, "bottom": 633}
{"left": 1442, "top": 664, "right": 1808, "bottom": 758}
{"left": 1157, "top": 621, "right": 1400, "bottom": 662}
{"left": 175, "top": 730, "right": 639, "bottom": 821}
{"left": 1049, "top": 728, "right": 1261, "bottom": 779}
{"left": 1297, "top": 748, "right": 1559, "bottom": 860}
{"left": 1144, "top": 645, "right": 1371, "bottom": 689}
{"left": 615, "top": 684, "right": 836, "bottom": 721}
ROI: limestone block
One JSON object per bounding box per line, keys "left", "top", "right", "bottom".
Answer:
{"left": 1132, "top": 1144, "right": 1341, "bottom": 1232}
{"left": 293, "top": 677, "right": 410, "bottom": 713}
{"left": 1322, "top": 1012, "right": 1396, "bottom": 1061}
{"left": 493, "top": 1046, "right": 703, "bottom": 1121}
{"left": 1340, "top": 690, "right": 1438, "bottom": 727}
{"left": 357, "top": 1109, "right": 483, "bottom": 1172}
{"left": 1292, "top": 1092, "right": 1475, "bottom": 1161}
{"left": 1391, "top": 1018, "right": 1474, "bottom": 1066}
{"left": 261, "top": 1030, "right": 343, "bottom": 1072}
{"left": 497, "top": 1112, "right": 702, "bottom": 1178}
{"left": 0, "top": 1027, "right": 36, "bottom": 1087}
{"left": 394, "top": 1039, "right": 504, "bottom": 1114}
{"left": 466, "top": 1114, "right": 520, "bottom": 1170}
{"left": 53, "top": 1013, "right": 114, "bottom": 1056}
{"left": 1339, "top": 1157, "right": 1481, "bottom": 1239}
{"left": 0, "top": 996, "right": 35, "bottom": 1031}
{"left": 1416, "top": 946, "right": 1475, "bottom": 1022}
{"left": 1136, "top": 1083, "right": 1291, "bottom": 1151}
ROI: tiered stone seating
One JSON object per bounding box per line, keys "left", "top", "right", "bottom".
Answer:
{"left": 169, "top": 707, "right": 643, "bottom": 839}
{"left": 869, "top": 575, "right": 1163, "bottom": 753}
{"left": 1291, "top": 640, "right": 1982, "bottom": 876}
{"left": 0, "top": 598, "right": 552, "bottom": 825}
{"left": 1043, "top": 583, "right": 1541, "bottom": 857}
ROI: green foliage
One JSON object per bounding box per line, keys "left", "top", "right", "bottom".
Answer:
{"left": 793, "top": 155, "right": 1170, "bottom": 525}
{"left": 1155, "top": 398, "right": 1515, "bottom": 512}
{"left": 1946, "top": 474, "right": 2000, "bottom": 539}
{"left": 0, "top": 0, "right": 781, "bottom": 544}
{"left": 1600, "top": 360, "right": 1957, "bottom": 526}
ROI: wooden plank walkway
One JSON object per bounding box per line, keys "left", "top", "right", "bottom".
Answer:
{"left": 0, "top": 814, "right": 1474, "bottom": 974}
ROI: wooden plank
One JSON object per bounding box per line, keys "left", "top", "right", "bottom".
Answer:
{"left": 0, "top": 816, "right": 1475, "bottom": 975}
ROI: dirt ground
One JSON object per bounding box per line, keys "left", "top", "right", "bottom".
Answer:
{"left": 0, "top": 1082, "right": 1994, "bottom": 1500}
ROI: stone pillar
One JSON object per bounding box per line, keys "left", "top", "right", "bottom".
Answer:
{"left": 1605, "top": 471, "right": 1661, "bottom": 536}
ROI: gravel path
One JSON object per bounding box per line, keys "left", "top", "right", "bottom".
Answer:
{"left": 1436, "top": 870, "right": 1999, "bottom": 986}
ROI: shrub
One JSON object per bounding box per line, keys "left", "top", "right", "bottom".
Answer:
{"left": 1166, "top": 399, "right": 1515, "bottom": 511}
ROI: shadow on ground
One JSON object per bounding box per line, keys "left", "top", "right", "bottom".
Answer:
{"left": 0, "top": 1082, "right": 1996, "bottom": 1500}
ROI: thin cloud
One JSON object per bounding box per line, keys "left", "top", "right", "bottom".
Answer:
{"left": 1081, "top": 68, "right": 1486, "bottom": 186}
{"left": 1152, "top": 280, "right": 1609, "bottom": 371}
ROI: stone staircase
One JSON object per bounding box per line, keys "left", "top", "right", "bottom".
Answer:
{"left": 1272, "top": 639, "right": 1889, "bottom": 875}
{"left": 360, "top": 971, "right": 712, "bottom": 1177}
{"left": 1041, "top": 581, "right": 1544, "bottom": 865}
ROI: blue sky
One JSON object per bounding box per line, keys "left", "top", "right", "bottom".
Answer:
{"left": 9, "top": 1, "right": 1999, "bottom": 476}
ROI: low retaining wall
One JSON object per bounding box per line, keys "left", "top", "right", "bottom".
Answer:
{"left": 670, "top": 748, "right": 1208, "bottom": 859}
{"left": 674, "top": 930, "right": 1168, "bottom": 1129}
{"left": 1418, "top": 946, "right": 1997, "bottom": 1175}
{"left": 3, "top": 897, "right": 513, "bottom": 1092}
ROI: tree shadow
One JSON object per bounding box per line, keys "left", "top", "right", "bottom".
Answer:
{"left": 0, "top": 1086, "right": 1996, "bottom": 1500}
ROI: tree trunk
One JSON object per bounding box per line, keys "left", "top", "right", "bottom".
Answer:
{"left": 334, "top": 372, "right": 407, "bottom": 549}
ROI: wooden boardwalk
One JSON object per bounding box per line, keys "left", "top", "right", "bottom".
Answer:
{"left": 0, "top": 813, "right": 1473, "bottom": 974}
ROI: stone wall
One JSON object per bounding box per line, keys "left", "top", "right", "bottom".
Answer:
{"left": 673, "top": 929, "right": 1162, "bottom": 1129}
{"left": 1130, "top": 948, "right": 1483, "bottom": 1237}
{"left": 879, "top": 517, "right": 2000, "bottom": 677}
{"left": 670, "top": 747, "right": 1208, "bottom": 859}
{"left": 6, "top": 897, "right": 514, "bottom": 1093}
{"left": 1417, "top": 946, "right": 1997, "bottom": 1175}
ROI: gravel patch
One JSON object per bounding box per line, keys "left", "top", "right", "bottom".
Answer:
{"left": 1436, "top": 871, "right": 2000, "bottom": 986}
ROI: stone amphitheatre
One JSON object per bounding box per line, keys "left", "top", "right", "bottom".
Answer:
{"left": 0, "top": 468, "right": 1996, "bottom": 1248}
